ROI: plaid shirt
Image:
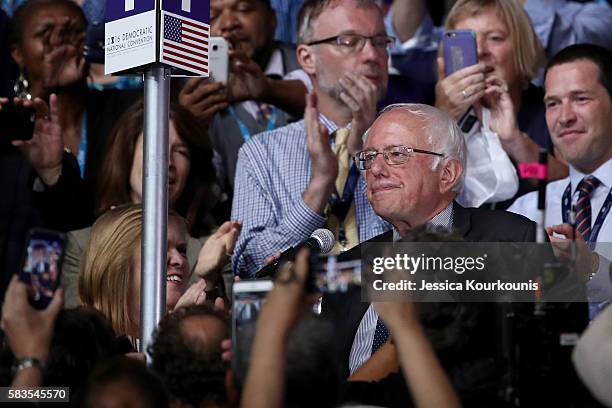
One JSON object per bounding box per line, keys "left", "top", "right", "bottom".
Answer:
{"left": 231, "top": 115, "right": 390, "bottom": 278}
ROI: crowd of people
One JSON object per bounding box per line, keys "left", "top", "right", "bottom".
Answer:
{"left": 1, "top": 0, "right": 612, "bottom": 406}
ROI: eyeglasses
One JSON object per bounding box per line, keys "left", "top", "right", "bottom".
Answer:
{"left": 353, "top": 146, "right": 444, "bottom": 170}
{"left": 306, "top": 34, "right": 395, "bottom": 52}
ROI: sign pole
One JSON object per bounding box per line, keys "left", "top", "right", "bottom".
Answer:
{"left": 105, "top": 0, "right": 210, "bottom": 359}
{"left": 141, "top": 63, "right": 171, "bottom": 357}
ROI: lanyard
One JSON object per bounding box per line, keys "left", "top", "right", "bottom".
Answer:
{"left": 328, "top": 164, "right": 360, "bottom": 223}
{"left": 228, "top": 105, "right": 277, "bottom": 142}
{"left": 77, "top": 111, "right": 88, "bottom": 178}
{"left": 561, "top": 181, "right": 612, "bottom": 245}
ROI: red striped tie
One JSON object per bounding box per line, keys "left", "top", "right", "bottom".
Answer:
{"left": 574, "top": 176, "right": 601, "bottom": 241}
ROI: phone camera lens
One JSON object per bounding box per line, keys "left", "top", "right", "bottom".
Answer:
{"left": 212, "top": 45, "right": 218, "bottom": 51}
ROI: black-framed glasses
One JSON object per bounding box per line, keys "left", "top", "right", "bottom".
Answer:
{"left": 306, "top": 34, "right": 395, "bottom": 52}
{"left": 353, "top": 146, "right": 444, "bottom": 170}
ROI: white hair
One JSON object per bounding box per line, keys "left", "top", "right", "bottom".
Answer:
{"left": 363, "top": 103, "right": 466, "bottom": 193}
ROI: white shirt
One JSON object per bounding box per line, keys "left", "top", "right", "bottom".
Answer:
{"left": 508, "top": 158, "right": 612, "bottom": 306}
{"left": 456, "top": 108, "right": 519, "bottom": 208}
{"left": 348, "top": 202, "right": 454, "bottom": 374}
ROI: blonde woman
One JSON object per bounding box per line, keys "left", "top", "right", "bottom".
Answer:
{"left": 435, "top": 0, "right": 567, "bottom": 208}
{"left": 79, "top": 204, "right": 218, "bottom": 338}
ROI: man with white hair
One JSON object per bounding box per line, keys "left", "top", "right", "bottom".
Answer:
{"left": 323, "top": 103, "right": 538, "bottom": 405}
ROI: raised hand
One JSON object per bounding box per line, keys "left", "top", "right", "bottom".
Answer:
{"left": 483, "top": 75, "right": 521, "bottom": 143}
{"left": 12, "top": 94, "right": 64, "bottom": 186}
{"left": 258, "top": 248, "right": 318, "bottom": 333}
{"left": 41, "top": 17, "right": 87, "bottom": 90}
{"left": 305, "top": 92, "right": 337, "bottom": 184}
{"left": 194, "top": 220, "right": 242, "bottom": 278}
{"left": 179, "top": 77, "right": 229, "bottom": 126}
{"left": 302, "top": 92, "right": 337, "bottom": 214}
{"left": 339, "top": 72, "right": 378, "bottom": 155}
{"left": 546, "top": 224, "right": 600, "bottom": 281}
{"left": 173, "top": 279, "right": 207, "bottom": 310}
{"left": 226, "top": 49, "right": 270, "bottom": 103}
{"left": 1, "top": 276, "right": 64, "bottom": 362}
{"left": 435, "top": 57, "right": 489, "bottom": 119}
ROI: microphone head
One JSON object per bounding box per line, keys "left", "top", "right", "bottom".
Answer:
{"left": 310, "top": 228, "right": 335, "bottom": 254}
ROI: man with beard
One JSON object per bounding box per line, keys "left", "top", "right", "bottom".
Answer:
{"left": 180, "top": 0, "right": 310, "bottom": 192}
{"left": 231, "top": 0, "right": 392, "bottom": 278}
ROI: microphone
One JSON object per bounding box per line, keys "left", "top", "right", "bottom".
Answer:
{"left": 256, "top": 229, "right": 335, "bottom": 278}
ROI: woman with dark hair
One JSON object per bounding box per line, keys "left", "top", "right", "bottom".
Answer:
{"left": 96, "top": 101, "right": 218, "bottom": 237}
{"left": 0, "top": 0, "right": 140, "bottom": 295}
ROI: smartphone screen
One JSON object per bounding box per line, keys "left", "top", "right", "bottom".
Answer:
{"left": 442, "top": 30, "right": 478, "bottom": 77}
{"left": 19, "top": 229, "right": 65, "bottom": 309}
{"left": 231, "top": 280, "right": 273, "bottom": 387}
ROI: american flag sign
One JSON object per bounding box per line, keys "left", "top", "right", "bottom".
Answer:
{"left": 161, "top": 12, "right": 209, "bottom": 75}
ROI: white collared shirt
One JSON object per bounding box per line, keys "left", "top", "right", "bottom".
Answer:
{"left": 509, "top": 158, "right": 612, "bottom": 306}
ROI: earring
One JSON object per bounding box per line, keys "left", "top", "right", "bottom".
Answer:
{"left": 13, "top": 70, "right": 32, "bottom": 100}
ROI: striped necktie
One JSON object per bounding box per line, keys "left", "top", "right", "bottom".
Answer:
{"left": 574, "top": 176, "right": 601, "bottom": 241}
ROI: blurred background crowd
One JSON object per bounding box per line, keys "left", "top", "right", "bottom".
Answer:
{"left": 1, "top": 0, "right": 612, "bottom": 406}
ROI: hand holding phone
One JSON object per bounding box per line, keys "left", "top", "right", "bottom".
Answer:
{"left": 435, "top": 30, "right": 488, "bottom": 119}
{"left": 19, "top": 228, "right": 66, "bottom": 310}
{"left": 1, "top": 275, "right": 63, "bottom": 364}
{"left": 178, "top": 77, "right": 229, "bottom": 126}
{"left": 0, "top": 99, "right": 36, "bottom": 143}
{"left": 442, "top": 30, "right": 478, "bottom": 77}
{"left": 232, "top": 280, "right": 273, "bottom": 386}
{"left": 11, "top": 95, "right": 65, "bottom": 186}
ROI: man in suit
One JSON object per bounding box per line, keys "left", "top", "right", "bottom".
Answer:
{"left": 323, "top": 103, "right": 551, "bottom": 405}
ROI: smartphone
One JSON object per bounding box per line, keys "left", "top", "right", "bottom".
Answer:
{"left": 442, "top": 30, "right": 478, "bottom": 77}
{"left": 231, "top": 280, "right": 273, "bottom": 387}
{"left": 0, "top": 102, "right": 35, "bottom": 142}
{"left": 18, "top": 228, "right": 66, "bottom": 309}
{"left": 209, "top": 36, "right": 229, "bottom": 83}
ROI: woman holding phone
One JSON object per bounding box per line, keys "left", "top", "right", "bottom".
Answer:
{"left": 435, "top": 0, "right": 567, "bottom": 208}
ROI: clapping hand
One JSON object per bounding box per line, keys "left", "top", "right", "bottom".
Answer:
{"left": 41, "top": 16, "right": 87, "bottom": 90}
{"left": 339, "top": 72, "right": 379, "bottom": 155}
{"left": 194, "top": 220, "right": 242, "bottom": 278}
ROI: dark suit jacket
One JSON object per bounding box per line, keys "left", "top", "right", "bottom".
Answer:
{"left": 324, "top": 201, "right": 536, "bottom": 369}
{"left": 323, "top": 201, "right": 538, "bottom": 405}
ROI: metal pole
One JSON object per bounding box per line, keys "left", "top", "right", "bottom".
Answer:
{"left": 140, "top": 64, "right": 171, "bottom": 357}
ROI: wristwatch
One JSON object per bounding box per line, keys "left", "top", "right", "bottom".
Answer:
{"left": 11, "top": 357, "right": 45, "bottom": 375}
